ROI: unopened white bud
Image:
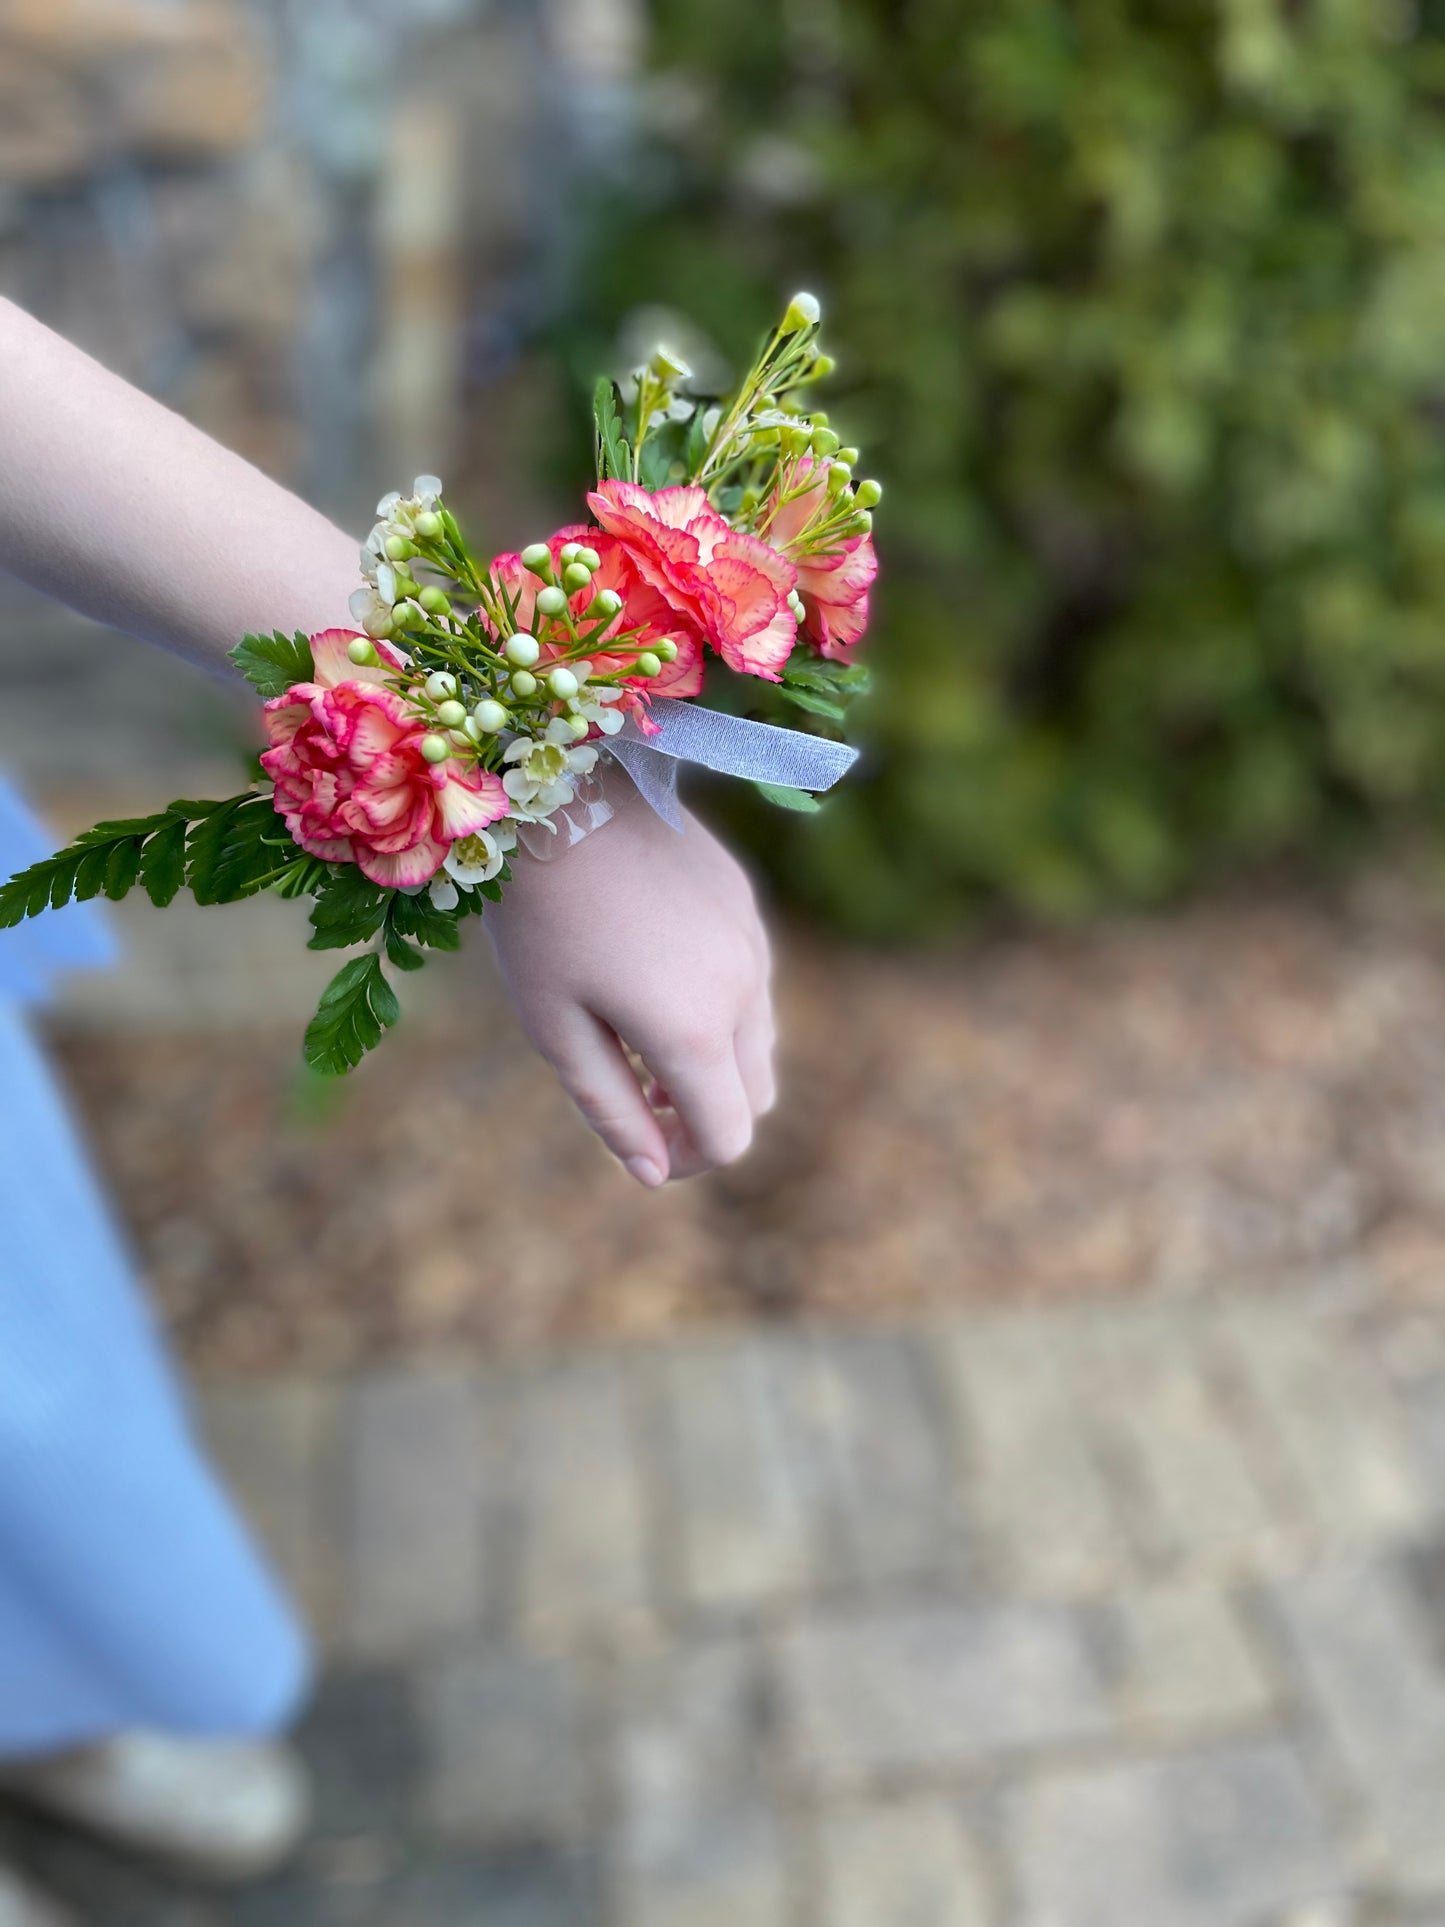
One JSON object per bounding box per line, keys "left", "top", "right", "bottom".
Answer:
{"left": 420, "top": 733, "right": 450, "bottom": 764}
{"left": 436, "top": 699, "right": 467, "bottom": 728}
{"left": 576, "top": 546, "right": 602, "bottom": 572}
{"left": 414, "top": 510, "right": 442, "bottom": 538}
{"left": 347, "top": 637, "right": 379, "bottom": 665}
{"left": 472, "top": 699, "right": 508, "bottom": 733}
{"left": 505, "top": 633, "right": 541, "bottom": 667}
{"left": 509, "top": 670, "right": 538, "bottom": 698}
{"left": 521, "top": 542, "right": 552, "bottom": 575}
{"left": 558, "top": 541, "right": 583, "bottom": 566}
{"left": 547, "top": 667, "right": 580, "bottom": 699}
{"left": 424, "top": 671, "right": 457, "bottom": 700}
{"left": 536, "top": 585, "right": 569, "bottom": 618}
{"left": 781, "top": 290, "right": 822, "bottom": 332}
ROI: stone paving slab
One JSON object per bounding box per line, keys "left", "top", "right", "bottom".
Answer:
{"left": 1001, "top": 1740, "right": 1345, "bottom": 1927}
{"left": 777, "top": 1601, "right": 1109, "bottom": 1790}
{"left": 12, "top": 1299, "right": 1445, "bottom": 1924}
{"left": 813, "top": 1796, "right": 994, "bottom": 1927}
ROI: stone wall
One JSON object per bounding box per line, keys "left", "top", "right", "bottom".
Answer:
{"left": 0, "top": 0, "right": 639, "bottom": 531}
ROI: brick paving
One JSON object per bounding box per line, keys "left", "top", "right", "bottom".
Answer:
{"left": 8, "top": 1296, "right": 1445, "bottom": 1923}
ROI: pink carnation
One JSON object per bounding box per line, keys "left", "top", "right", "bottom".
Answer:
{"left": 764, "top": 459, "right": 877, "bottom": 659}
{"left": 587, "top": 481, "right": 798, "bottom": 681}
{"left": 488, "top": 528, "right": 704, "bottom": 730}
{"left": 260, "top": 629, "right": 509, "bottom": 889}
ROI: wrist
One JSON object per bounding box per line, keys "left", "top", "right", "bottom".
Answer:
{"left": 511, "top": 746, "right": 644, "bottom": 866}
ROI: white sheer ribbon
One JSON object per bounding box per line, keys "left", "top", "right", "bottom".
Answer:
{"left": 606, "top": 698, "right": 861, "bottom": 830}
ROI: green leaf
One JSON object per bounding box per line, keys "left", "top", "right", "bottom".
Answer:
{"left": 308, "top": 865, "right": 389, "bottom": 951}
{"left": 782, "top": 656, "right": 871, "bottom": 696}
{"left": 684, "top": 404, "right": 710, "bottom": 477}
{"left": 274, "top": 856, "right": 333, "bottom": 901}
{"left": 230, "top": 630, "right": 316, "bottom": 699}
{"left": 384, "top": 923, "right": 428, "bottom": 972}
{"left": 0, "top": 800, "right": 225, "bottom": 927}
{"left": 104, "top": 836, "right": 144, "bottom": 900}
{"left": 138, "top": 816, "right": 188, "bottom": 907}
{"left": 754, "top": 780, "right": 824, "bottom": 812}
{"left": 187, "top": 794, "right": 301, "bottom": 904}
{"left": 388, "top": 888, "right": 462, "bottom": 949}
{"left": 775, "top": 684, "right": 848, "bottom": 723}
{"left": 303, "top": 953, "right": 401, "bottom": 1076}
{"left": 594, "top": 376, "right": 632, "bottom": 483}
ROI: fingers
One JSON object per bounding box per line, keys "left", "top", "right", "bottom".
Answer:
{"left": 543, "top": 1007, "right": 671, "bottom": 1187}
{"left": 643, "top": 1035, "right": 756, "bottom": 1174}
{"left": 734, "top": 1001, "right": 777, "bottom": 1117}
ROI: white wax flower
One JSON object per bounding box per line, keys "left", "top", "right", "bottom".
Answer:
{"left": 501, "top": 717, "right": 600, "bottom": 818}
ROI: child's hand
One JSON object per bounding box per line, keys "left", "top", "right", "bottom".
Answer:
{"left": 486, "top": 781, "right": 775, "bottom": 1185}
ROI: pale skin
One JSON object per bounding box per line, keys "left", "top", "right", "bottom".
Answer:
{"left": 0, "top": 299, "right": 776, "bottom": 1182}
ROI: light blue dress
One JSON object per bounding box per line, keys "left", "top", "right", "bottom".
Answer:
{"left": 0, "top": 782, "right": 309, "bottom": 1755}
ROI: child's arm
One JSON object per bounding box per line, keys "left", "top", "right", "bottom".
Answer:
{"left": 0, "top": 298, "right": 359, "bottom": 662}
{"left": 0, "top": 300, "right": 775, "bottom": 1180}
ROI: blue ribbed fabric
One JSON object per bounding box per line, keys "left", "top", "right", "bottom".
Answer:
{"left": 0, "top": 783, "right": 309, "bottom": 1754}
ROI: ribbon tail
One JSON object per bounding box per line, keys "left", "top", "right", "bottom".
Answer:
{"left": 609, "top": 699, "right": 860, "bottom": 831}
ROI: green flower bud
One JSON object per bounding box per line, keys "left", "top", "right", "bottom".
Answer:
{"left": 509, "top": 670, "right": 538, "bottom": 698}
{"left": 558, "top": 541, "right": 583, "bottom": 566}
{"left": 414, "top": 510, "right": 442, "bottom": 539}
{"left": 419, "top": 586, "right": 451, "bottom": 616}
{"left": 588, "top": 589, "right": 624, "bottom": 620}
{"left": 567, "top": 714, "right": 592, "bottom": 742}
{"left": 436, "top": 699, "right": 467, "bottom": 728}
{"left": 811, "top": 426, "right": 840, "bottom": 457}
{"left": 520, "top": 542, "right": 553, "bottom": 576}
{"left": 505, "top": 632, "right": 541, "bottom": 667}
{"left": 394, "top": 601, "right": 424, "bottom": 630}
{"left": 577, "top": 546, "right": 602, "bottom": 572}
{"left": 385, "top": 533, "right": 415, "bottom": 561}
{"left": 536, "top": 584, "right": 569, "bottom": 618}
{"left": 827, "top": 462, "right": 853, "bottom": 495}
{"left": 781, "top": 291, "right": 822, "bottom": 333}
{"left": 837, "top": 446, "right": 860, "bottom": 467}
{"left": 781, "top": 424, "right": 812, "bottom": 458}
{"left": 635, "top": 651, "right": 662, "bottom": 678}
{"left": 853, "top": 509, "right": 874, "bottom": 532}
{"left": 472, "top": 698, "right": 508, "bottom": 733}
{"left": 655, "top": 638, "right": 679, "bottom": 662}
{"left": 420, "top": 733, "right": 450, "bottom": 764}
{"left": 812, "top": 353, "right": 837, "bottom": 379}
{"left": 811, "top": 410, "right": 830, "bottom": 428}
{"left": 347, "top": 637, "right": 379, "bottom": 666}
{"left": 547, "top": 666, "right": 580, "bottom": 699}
{"left": 562, "top": 561, "right": 592, "bottom": 595}
{"left": 448, "top": 730, "right": 471, "bottom": 748}
{"left": 651, "top": 343, "right": 692, "bottom": 382}
{"left": 855, "top": 478, "right": 882, "bottom": 508}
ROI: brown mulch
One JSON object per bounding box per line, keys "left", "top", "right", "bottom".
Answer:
{"left": 48, "top": 873, "right": 1445, "bottom": 1373}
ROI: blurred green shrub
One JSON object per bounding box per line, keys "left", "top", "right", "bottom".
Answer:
{"left": 550, "top": 0, "right": 1445, "bottom": 933}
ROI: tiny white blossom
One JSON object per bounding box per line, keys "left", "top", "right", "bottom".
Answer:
{"left": 373, "top": 476, "right": 445, "bottom": 548}
{"left": 349, "top": 582, "right": 394, "bottom": 638}
{"left": 443, "top": 824, "right": 517, "bottom": 889}
{"left": 501, "top": 718, "right": 600, "bottom": 819}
